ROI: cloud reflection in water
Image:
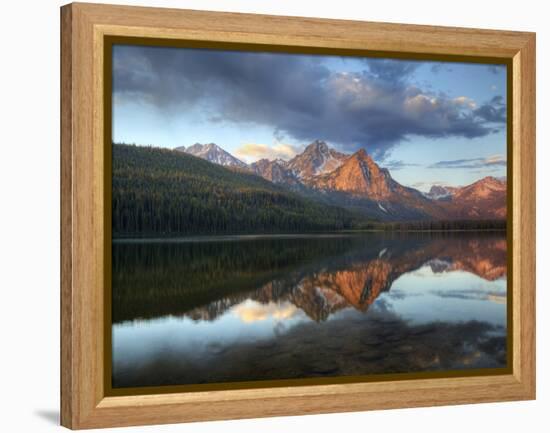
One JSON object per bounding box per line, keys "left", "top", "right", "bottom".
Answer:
{"left": 112, "top": 232, "right": 508, "bottom": 388}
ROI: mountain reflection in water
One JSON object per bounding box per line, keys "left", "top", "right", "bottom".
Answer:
{"left": 112, "top": 232, "right": 507, "bottom": 388}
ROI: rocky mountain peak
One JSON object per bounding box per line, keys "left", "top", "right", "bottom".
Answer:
{"left": 184, "top": 142, "right": 247, "bottom": 168}
{"left": 186, "top": 142, "right": 212, "bottom": 153}
{"left": 429, "top": 185, "right": 449, "bottom": 196}
{"left": 306, "top": 139, "right": 329, "bottom": 153}
{"left": 454, "top": 175, "right": 506, "bottom": 202}
{"left": 426, "top": 184, "right": 454, "bottom": 201}
{"left": 429, "top": 176, "right": 507, "bottom": 219}
{"left": 250, "top": 158, "right": 299, "bottom": 185}
{"left": 355, "top": 148, "right": 368, "bottom": 158}
{"left": 351, "top": 148, "right": 379, "bottom": 168}
{"left": 475, "top": 176, "right": 506, "bottom": 188}
{"left": 287, "top": 140, "right": 349, "bottom": 179}
{"left": 310, "top": 148, "right": 397, "bottom": 199}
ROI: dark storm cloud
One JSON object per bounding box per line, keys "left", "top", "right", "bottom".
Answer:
{"left": 429, "top": 155, "right": 506, "bottom": 169}
{"left": 113, "top": 45, "right": 505, "bottom": 156}
{"left": 473, "top": 95, "right": 507, "bottom": 123}
{"left": 113, "top": 45, "right": 329, "bottom": 113}
{"left": 361, "top": 58, "right": 420, "bottom": 82}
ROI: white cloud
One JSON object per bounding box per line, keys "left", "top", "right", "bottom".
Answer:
{"left": 232, "top": 300, "right": 300, "bottom": 323}
{"left": 453, "top": 96, "right": 477, "bottom": 109}
{"left": 234, "top": 142, "right": 302, "bottom": 163}
{"left": 485, "top": 154, "right": 506, "bottom": 164}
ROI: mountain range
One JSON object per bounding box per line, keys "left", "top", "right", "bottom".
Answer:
{"left": 175, "top": 140, "right": 507, "bottom": 221}
{"left": 113, "top": 143, "right": 372, "bottom": 237}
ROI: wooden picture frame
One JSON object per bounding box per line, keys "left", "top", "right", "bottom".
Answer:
{"left": 60, "top": 2, "right": 536, "bottom": 429}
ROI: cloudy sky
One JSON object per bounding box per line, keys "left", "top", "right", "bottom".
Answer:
{"left": 112, "top": 44, "right": 507, "bottom": 191}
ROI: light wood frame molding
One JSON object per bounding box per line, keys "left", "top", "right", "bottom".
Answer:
{"left": 60, "top": 2, "right": 536, "bottom": 429}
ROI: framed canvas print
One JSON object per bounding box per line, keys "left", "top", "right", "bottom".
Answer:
{"left": 60, "top": 2, "right": 536, "bottom": 429}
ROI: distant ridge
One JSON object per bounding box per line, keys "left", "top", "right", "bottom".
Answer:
{"left": 163, "top": 139, "right": 507, "bottom": 222}
{"left": 179, "top": 142, "right": 247, "bottom": 168}
{"left": 431, "top": 176, "right": 507, "bottom": 219}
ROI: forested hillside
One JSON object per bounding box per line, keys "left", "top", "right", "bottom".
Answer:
{"left": 112, "top": 144, "right": 368, "bottom": 236}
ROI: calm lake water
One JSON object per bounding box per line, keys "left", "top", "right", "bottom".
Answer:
{"left": 111, "top": 232, "right": 508, "bottom": 388}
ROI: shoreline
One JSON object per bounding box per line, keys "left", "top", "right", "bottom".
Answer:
{"left": 112, "top": 229, "right": 507, "bottom": 243}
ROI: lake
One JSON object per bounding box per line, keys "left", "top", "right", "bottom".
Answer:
{"left": 111, "top": 232, "right": 508, "bottom": 388}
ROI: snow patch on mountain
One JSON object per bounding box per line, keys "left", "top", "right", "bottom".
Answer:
{"left": 184, "top": 143, "right": 247, "bottom": 168}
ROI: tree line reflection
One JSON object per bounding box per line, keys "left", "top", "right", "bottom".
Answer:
{"left": 112, "top": 232, "right": 506, "bottom": 324}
